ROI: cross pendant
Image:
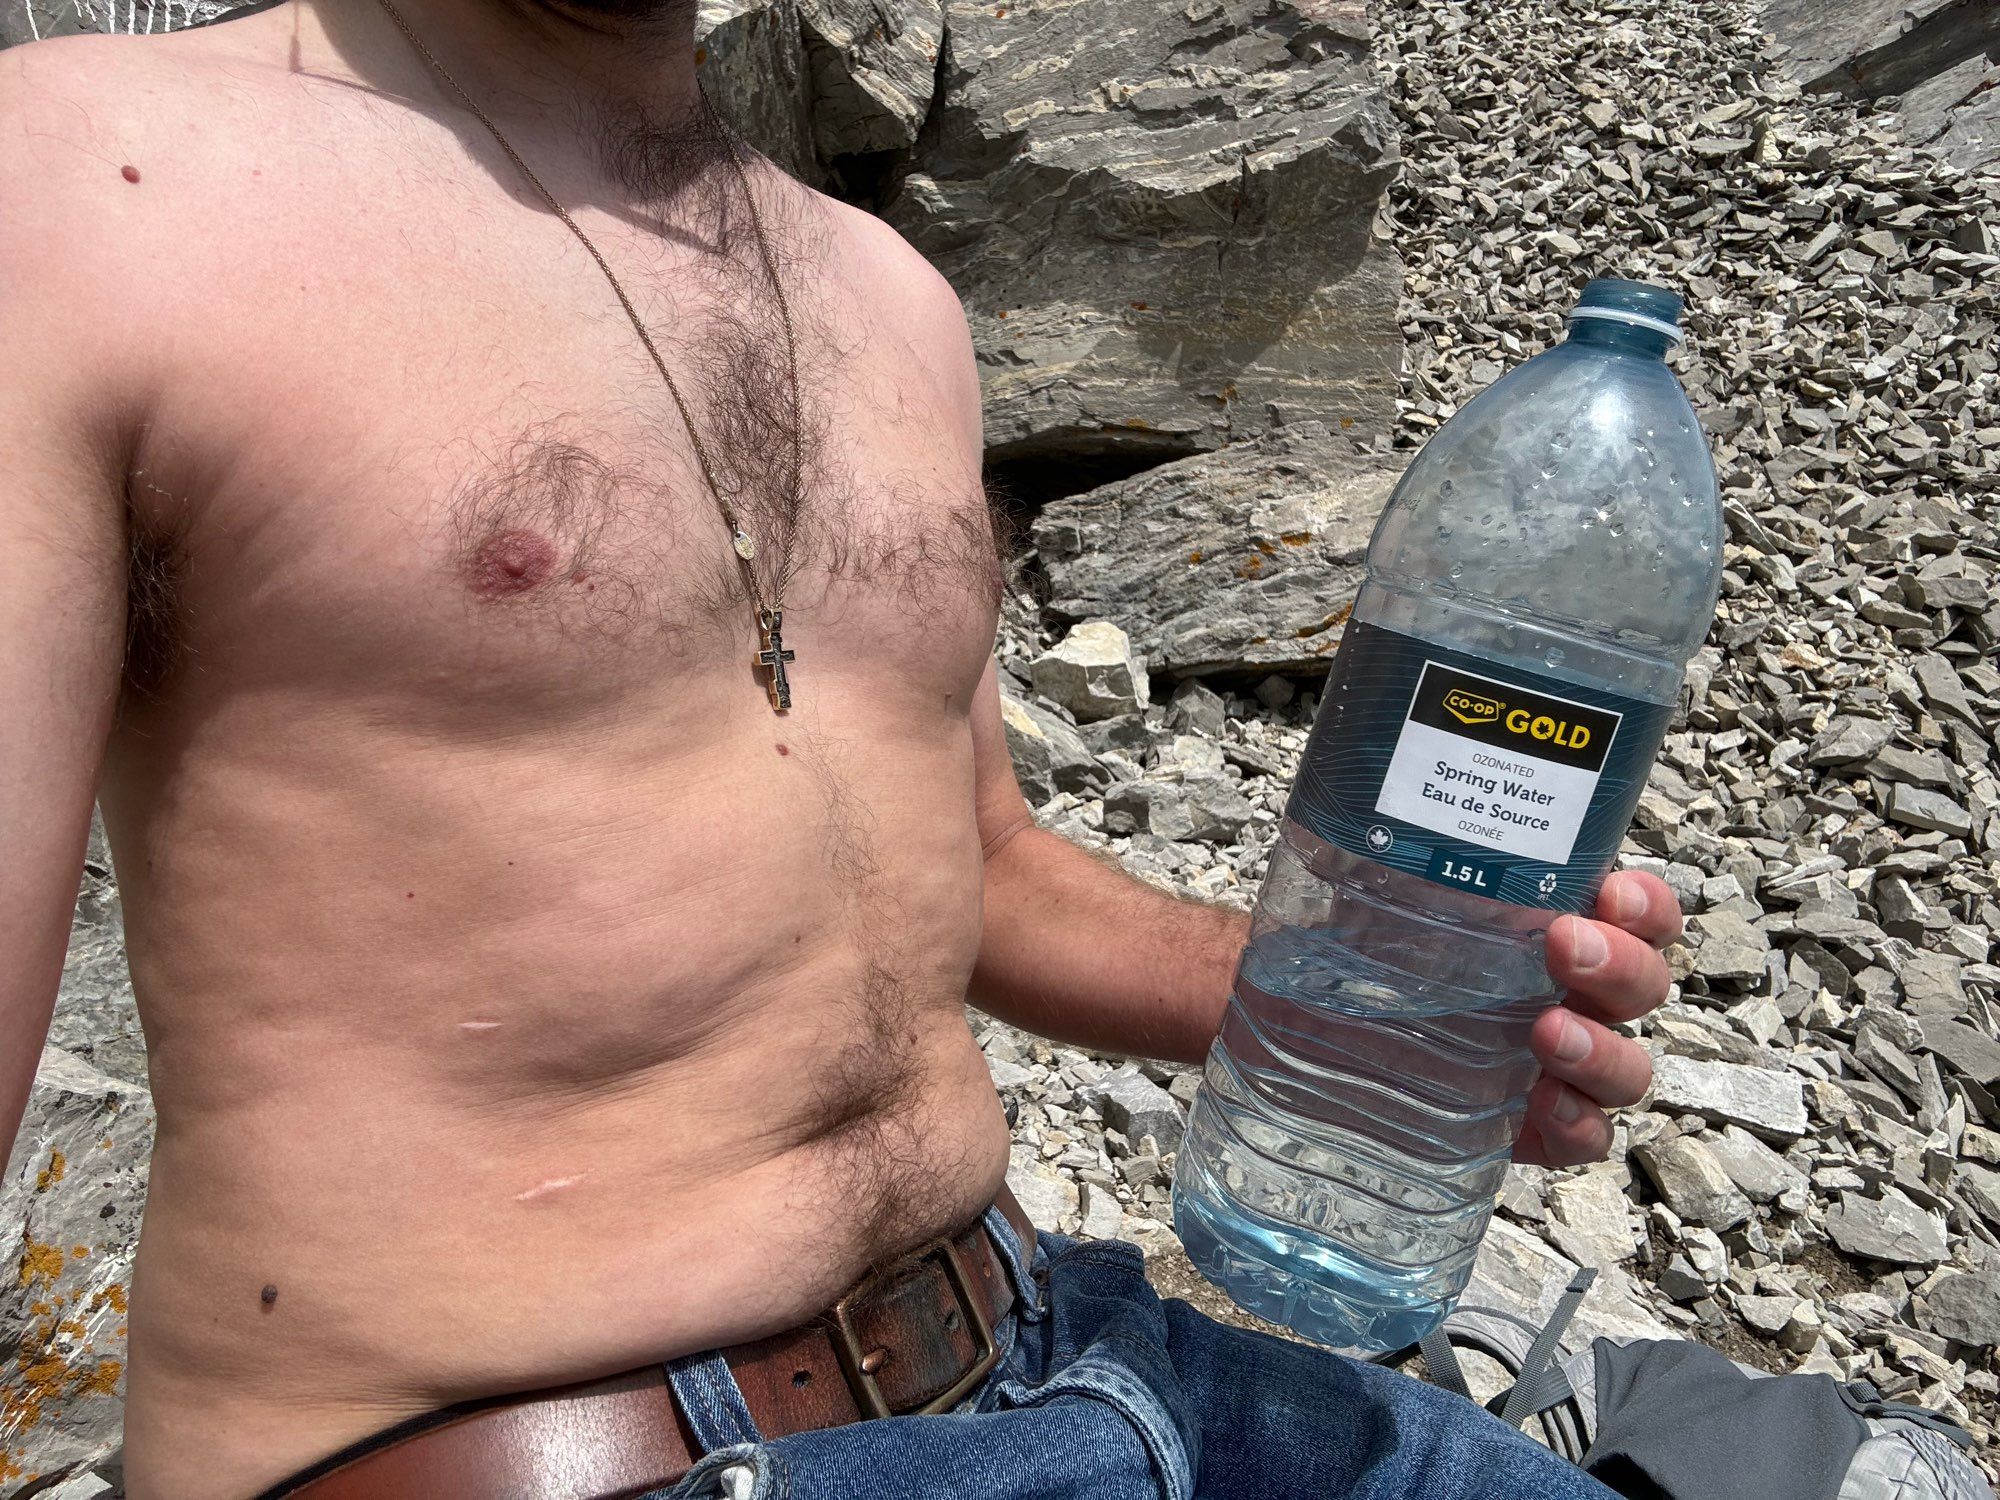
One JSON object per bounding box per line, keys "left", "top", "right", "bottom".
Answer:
{"left": 755, "top": 609, "right": 797, "bottom": 712}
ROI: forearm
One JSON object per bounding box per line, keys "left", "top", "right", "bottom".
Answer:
{"left": 971, "top": 823, "right": 1249, "bottom": 1065}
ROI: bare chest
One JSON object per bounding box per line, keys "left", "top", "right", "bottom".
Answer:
{"left": 125, "top": 143, "right": 998, "bottom": 720}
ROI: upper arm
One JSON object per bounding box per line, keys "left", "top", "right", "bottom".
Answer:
{"left": 0, "top": 44, "right": 136, "bottom": 1155}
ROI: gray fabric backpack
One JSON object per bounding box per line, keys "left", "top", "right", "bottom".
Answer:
{"left": 1402, "top": 1270, "right": 1992, "bottom": 1500}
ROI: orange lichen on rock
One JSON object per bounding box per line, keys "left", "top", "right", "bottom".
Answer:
{"left": 88, "top": 1283, "right": 128, "bottom": 1314}
{"left": 1280, "top": 531, "right": 1313, "bottom": 546}
{"left": 18, "top": 1239, "right": 64, "bottom": 1288}
{"left": 35, "top": 1150, "right": 65, "bottom": 1191}
{"left": 79, "top": 1359, "right": 123, "bottom": 1396}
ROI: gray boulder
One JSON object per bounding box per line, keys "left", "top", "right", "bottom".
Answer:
{"left": 1633, "top": 1135, "right": 1753, "bottom": 1230}
{"left": 886, "top": 0, "right": 1401, "bottom": 465}
{"left": 1035, "top": 425, "right": 1401, "bottom": 677}
{"left": 1, "top": 1049, "right": 155, "bottom": 1491}
{"left": 1918, "top": 1270, "right": 2000, "bottom": 1348}
{"left": 1824, "top": 1189, "right": 1950, "bottom": 1266}
{"left": 1086, "top": 1069, "right": 1186, "bottom": 1158}
{"left": 1030, "top": 621, "right": 1150, "bottom": 723}
{"left": 999, "top": 691, "right": 1100, "bottom": 803}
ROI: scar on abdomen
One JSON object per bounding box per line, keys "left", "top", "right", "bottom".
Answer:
{"left": 466, "top": 529, "right": 558, "bottom": 598}
{"left": 514, "top": 1173, "right": 585, "bottom": 1203}
{"left": 458, "top": 1019, "right": 502, "bottom": 1031}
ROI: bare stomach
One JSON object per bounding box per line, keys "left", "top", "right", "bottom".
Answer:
{"left": 101, "top": 700, "right": 1009, "bottom": 1500}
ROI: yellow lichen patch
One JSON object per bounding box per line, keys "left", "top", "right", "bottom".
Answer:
{"left": 70, "top": 1245, "right": 88, "bottom": 1259}
{"left": 1188, "top": 550, "right": 1204, "bottom": 565}
{"left": 1125, "top": 417, "right": 1151, "bottom": 429}
{"left": 78, "top": 1359, "right": 123, "bottom": 1396}
{"left": 88, "top": 1283, "right": 127, "bottom": 1315}
{"left": 35, "top": 1150, "right": 65, "bottom": 1191}
{"left": 1235, "top": 555, "right": 1266, "bottom": 578}
{"left": 100, "top": 1136, "right": 114, "bottom": 1149}
{"left": 1280, "top": 531, "right": 1313, "bottom": 546}
{"left": 18, "top": 1240, "right": 63, "bottom": 1288}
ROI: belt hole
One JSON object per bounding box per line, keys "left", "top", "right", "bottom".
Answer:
{"left": 860, "top": 1347, "right": 890, "bottom": 1374}
{"left": 943, "top": 1308, "right": 961, "bottom": 1331}
{"left": 792, "top": 1369, "right": 812, "bottom": 1388}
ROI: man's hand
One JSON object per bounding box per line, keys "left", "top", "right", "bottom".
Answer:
{"left": 1515, "top": 870, "right": 1682, "bottom": 1167}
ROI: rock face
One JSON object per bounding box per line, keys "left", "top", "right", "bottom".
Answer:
{"left": 1034, "top": 425, "right": 1401, "bottom": 678}
{"left": 797, "top": 0, "right": 945, "bottom": 158}
{"left": 1765, "top": 0, "right": 2000, "bottom": 168}
{"left": 0, "top": 0, "right": 231, "bottom": 47}
{"left": 1, "top": 1050, "right": 153, "bottom": 1493}
{"left": 886, "top": 0, "right": 1402, "bottom": 468}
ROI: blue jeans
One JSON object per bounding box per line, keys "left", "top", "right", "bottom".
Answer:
{"left": 647, "top": 1208, "right": 1617, "bottom": 1499}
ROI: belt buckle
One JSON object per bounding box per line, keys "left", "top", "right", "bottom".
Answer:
{"left": 826, "top": 1234, "right": 999, "bottom": 1420}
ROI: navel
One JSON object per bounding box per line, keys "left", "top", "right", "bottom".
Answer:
{"left": 466, "top": 528, "right": 558, "bottom": 599}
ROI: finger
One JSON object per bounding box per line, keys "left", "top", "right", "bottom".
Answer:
{"left": 1546, "top": 914, "right": 1672, "bottom": 1025}
{"left": 1596, "top": 871, "right": 1684, "bottom": 949}
{"left": 1514, "top": 1076, "right": 1614, "bottom": 1168}
{"left": 1529, "top": 1006, "right": 1654, "bottom": 1107}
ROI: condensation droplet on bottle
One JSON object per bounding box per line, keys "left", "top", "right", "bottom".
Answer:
{"left": 1439, "top": 479, "right": 1455, "bottom": 497}
{"left": 1608, "top": 521, "right": 1625, "bottom": 537}
{"left": 1550, "top": 430, "right": 1571, "bottom": 454}
{"left": 1448, "top": 562, "right": 1465, "bottom": 579}
{"left": 1699, "top": 538, "right": 1712, "bottom": 552}
{"left": 1544, "top": 646, "right": 1566, "bottom": 668}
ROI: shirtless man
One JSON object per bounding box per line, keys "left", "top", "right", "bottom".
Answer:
{"left": 0, "top": 1, "right": 1682, "bottom": 1494}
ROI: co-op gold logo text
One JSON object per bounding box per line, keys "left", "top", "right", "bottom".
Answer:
{"left": 1444, "top": 687, "right": 1592, "bottom": 751}
{"left": 1443, "top": 688, "right": 1503, "bottom": 725}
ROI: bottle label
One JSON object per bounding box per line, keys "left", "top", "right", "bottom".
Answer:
{"left": 1286, "top": 621, "right": 1677, "bottom": 914}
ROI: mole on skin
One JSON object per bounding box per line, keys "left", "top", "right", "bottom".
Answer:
{"left": 260, "top": 1284, "right": 278, "bottom": 1308}
{"left": 467, "top": 528, "right": 559, "bottom": 599}
{"left": 120, "top": 164, "right": 140, "bottom": 184}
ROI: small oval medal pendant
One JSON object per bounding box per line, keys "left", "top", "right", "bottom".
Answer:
{"left": 731, "top": 526, "right": 757, "bottom": 561}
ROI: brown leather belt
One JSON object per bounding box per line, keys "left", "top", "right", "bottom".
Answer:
{"left": 270, "top": 1189, "right": 1033, "bottom": 1500}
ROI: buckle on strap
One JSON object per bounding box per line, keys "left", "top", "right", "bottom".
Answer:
{"left": 825, "top": 1234, "right": 1000, "bottom": 1420}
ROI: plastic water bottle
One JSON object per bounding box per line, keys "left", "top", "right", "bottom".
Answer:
{"left": 1172, "top": 279, "right": 1723, "bottom": 1352}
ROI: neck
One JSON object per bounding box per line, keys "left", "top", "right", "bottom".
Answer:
{"left": 350, "top": 0, "right": 715, "bottom": 196}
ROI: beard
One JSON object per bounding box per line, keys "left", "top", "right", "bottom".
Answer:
{"left": 549, "top": 0, "right": 695, "bottom": 20}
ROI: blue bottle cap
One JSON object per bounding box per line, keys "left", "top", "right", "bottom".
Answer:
{"left": 1567, "top": 278, "right": 1684, "bottom": 343}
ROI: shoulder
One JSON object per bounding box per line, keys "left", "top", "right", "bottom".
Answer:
{"left": 810, "top": 190, "right": 983, "bottom": 441}
{"left": 0, "top": 23, "right": 279, "bottom": 412}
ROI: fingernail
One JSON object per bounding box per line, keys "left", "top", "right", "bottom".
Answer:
{"left": 1568, "top": 916, "right": 1610, "bottom": 971}
{"left": 1551, "top": 1085, "right": 1582, "bottom": 1124}
{"left": 1553, "top": 1013, "right": 1592, "bottom": 1062}
{"left": 1613, "top": 877, "right": 1646, "bottom": 923}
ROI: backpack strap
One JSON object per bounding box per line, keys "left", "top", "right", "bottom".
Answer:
{"left": 1495, "top": 1267, "right": 1598, "bottom": 1429}
{"left": 1417, "top": 1323, "right": 1474, "bottom": 1401}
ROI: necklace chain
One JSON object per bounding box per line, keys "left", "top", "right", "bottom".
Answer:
{"left": 372, "top": 0, "right": 806, "bottom": 702}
